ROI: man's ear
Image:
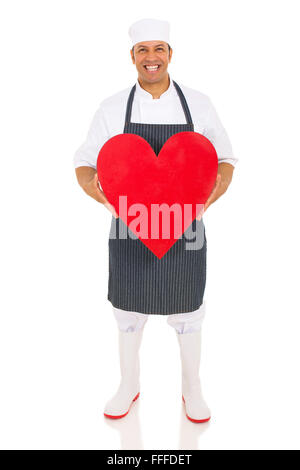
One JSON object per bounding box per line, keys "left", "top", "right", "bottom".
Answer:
{"left": 168, "top": 48, "right": 173, "bottom": 63}
{"left": 130, "top": 49, "right": 135, "bottom": 64}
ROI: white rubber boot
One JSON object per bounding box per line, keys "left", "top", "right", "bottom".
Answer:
{"left": 104, "top": 328, "right": 144, "bottom": 419}
{"left": 176, "top": 329, "right": 211, "bottom": 423}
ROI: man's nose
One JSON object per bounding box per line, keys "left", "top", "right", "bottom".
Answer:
{"left": 145, "top": 51, "right": 159, "bottom": 61}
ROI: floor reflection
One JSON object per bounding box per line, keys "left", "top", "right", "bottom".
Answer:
{"left": 104, "top": 399, "right": 143, "bottom": 450}
{"left": 103, "top": 397, "right": 210, "bottom": 450}
{"left": 178, "top": 402, "right": 210, "bottom": 450}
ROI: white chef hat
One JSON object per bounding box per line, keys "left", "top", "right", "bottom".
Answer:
{"left": 128, "top": 18, "right": 170, "bottom": 47}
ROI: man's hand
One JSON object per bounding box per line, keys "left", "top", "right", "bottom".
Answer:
{"left": 196, "top": 174, "right": 221, "bottom": 221}
{"left": 203, "top": 173, "right": 222, "bottom": 212}
{"left": 75, "top": 166, "right": 119, "bottom": 218}
{"left": 196, "top": 162, "right": 235, "bottom": 220}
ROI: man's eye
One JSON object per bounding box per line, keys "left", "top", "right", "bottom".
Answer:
{"left": 138, "top": 48, "right": 164, "bottom": 52}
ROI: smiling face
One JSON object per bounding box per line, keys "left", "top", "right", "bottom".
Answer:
{"left": 130, "top": 40, "right": 172, "bottom": 84}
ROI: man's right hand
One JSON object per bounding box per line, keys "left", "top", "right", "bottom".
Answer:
{"left": 75, "top": 167, "right": 119, "bottom": 218}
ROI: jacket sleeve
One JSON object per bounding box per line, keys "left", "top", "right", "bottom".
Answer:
{"left": 73, "top": 106, "right": 110, "bottom": 169}
{"left": 204, "top": 99, "right": 238, "bottom": 167}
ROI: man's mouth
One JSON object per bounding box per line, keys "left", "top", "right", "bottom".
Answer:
{"left": 143, "top": 64, "right": 161, "bottom": 73}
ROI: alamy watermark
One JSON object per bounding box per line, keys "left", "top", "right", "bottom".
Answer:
{"left": 109, "top": 196, "right": 205, "bottom": 251}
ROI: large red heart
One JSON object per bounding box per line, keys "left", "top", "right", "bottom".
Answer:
{"left": 97, "top": 132, "right": 218, "bottom": 259}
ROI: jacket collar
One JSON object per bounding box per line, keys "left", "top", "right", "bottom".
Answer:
{"left": 135, "top": 74, "right": 175, "bottom": 101}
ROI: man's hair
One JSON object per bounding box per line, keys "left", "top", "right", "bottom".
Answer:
{"left": 131, "top": 43, "right": 171, "bottom": 57}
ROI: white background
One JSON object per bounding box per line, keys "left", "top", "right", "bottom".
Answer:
{"left": 0, "top": 0, "right": 299, "bottom": 450}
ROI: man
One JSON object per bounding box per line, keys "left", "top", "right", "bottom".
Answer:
{"left": 74, "top": 18, "right": 238, "bottom": 423}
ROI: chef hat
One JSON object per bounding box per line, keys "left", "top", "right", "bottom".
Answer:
{"left": 128, "top": 18, "right": 170, "bottom": 47}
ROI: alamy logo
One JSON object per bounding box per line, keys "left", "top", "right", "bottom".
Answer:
{"left": 109, "top": 196, "right": 205, "bottom": 251}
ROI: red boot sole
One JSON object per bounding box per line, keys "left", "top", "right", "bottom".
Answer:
{"left": 182, "top": 395, "right": 211, "bottom": 423}
{"left": 104, "top": 393, "right": 140, "bottom": 420}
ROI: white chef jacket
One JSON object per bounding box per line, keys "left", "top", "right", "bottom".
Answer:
{"left": 74, "top": 75, "right": 237, "bottom": 169}
{"left": 74, "top": 76, "right": 237, "bottom": 323}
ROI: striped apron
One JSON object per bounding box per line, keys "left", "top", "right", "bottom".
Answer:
{"left": 107, "top": 80, "right": 207, "bottom": 315}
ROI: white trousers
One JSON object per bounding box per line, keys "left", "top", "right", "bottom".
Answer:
{"left": 112, "top": 301, "right": 206, "bottom": 334}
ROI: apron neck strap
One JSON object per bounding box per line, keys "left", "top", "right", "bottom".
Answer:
{"left": 172, "top": 80, "right": 193, "bottom": 125}
{"left": 124, "top": 79, "right": 193, "bottom": 125}
{"left": 124, "top": 84, "right": 136, "bottom": 125}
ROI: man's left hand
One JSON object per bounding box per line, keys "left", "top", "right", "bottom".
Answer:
{"left": 196, "top": 163, "right": 235, "bottom": 220}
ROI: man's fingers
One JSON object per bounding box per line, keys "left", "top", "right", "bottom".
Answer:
{"left": 103, "top": 201, "right": 119, "bottom": 218}
{"left": 204, "top": 174, "right": 222, "bottom": 212}
{"left": 93, "top": 172, "right": 99, "bottom": 185}
{"left": 215, "top": 173, "right": 222, "bottom": 187}
{"left": 93, "top": 173, "right": 103, "bottom": 192}
{"left": 204, "top": 190, "right": 215, "bottom": 212}
{"left": 212, "top": 173, "right": 221, "bottom": 191}
{"left": 196, "top": 204, "right": 205, "bottom": 220}
{"left": 94, "top": 173, "right": 105, "bottom": 193}
{"left": 208, "top": 174, "right": 222, "bottom": 201}
{"left": 92, "top": 173, "right": 109, "bottom": 204}
{"left": 203, "top": 200, "right": 210, "bottom": 212}
{"left": 93, "top": 173, "right": 118, "bottom": 216}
